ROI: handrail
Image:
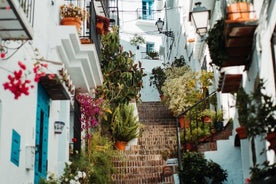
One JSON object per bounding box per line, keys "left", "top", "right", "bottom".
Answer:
{"left": 176, "top": 90, "right": 217, "bottom": 184}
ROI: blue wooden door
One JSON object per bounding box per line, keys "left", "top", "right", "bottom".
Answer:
{"left": 34, "top": 84, "right": 49, "bottom": 183}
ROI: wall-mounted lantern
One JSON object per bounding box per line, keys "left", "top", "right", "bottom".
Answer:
{"left": 189, "top": 2, "right": 211, "bottom": 37}
{"left": 155, "top": 18, "right": 174, "bottom": 39}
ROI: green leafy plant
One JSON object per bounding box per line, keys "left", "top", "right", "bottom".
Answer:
{"left": 111, "top": 104, "right": 141, "bottom": 142}
{"left": 97, "top": 27, "right": 146, "bottom": 104}
{"left": 249, "top": 161, "right": 276, "bottom": 184}
{"left": 206, "top": 19, "right": 226, "bottom": 67}
{"left": 149, "top": 66, "right": 166, "bottom": 95}
{"left": 182, "top": 152, "right": 228, "bottom": 184}
{"left": 236, "top": 79, "right": 276, "bottom": 137}
{"left": 130, "top": 34, "right": 145, "bottom": 48}
{"left": 162, "top": 67, "right": 214, "bottom": 116}
{"left": 147, "top": 50, "right": 159, "bottom": 59}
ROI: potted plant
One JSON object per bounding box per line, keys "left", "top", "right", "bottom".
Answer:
{"left": 236, "top": 79, "right": 276, "bottom": 144}
{"left": 182, "top": 152, "right": 228, "bottom": 184}
{"left": 206, "top": 19, "right": 226, "bottom": 68}
{"left": 60, "top": 3, "right": 88, "bottom": 32}
{"left": 149, "top": 66, "right": 166, "bottom": 97}
{"left": 111, "top": 104, "right": 141, "bottom": 150}
{"left": 200, "top": 109, "right": 216, "bottom": 123}
{"left": 249, "top": 161, "right": 276, "bottom": 184}
{"left": 235, "top": 86, "right": 251, "bottom": 139}
{"left": 147, "top": 50, "right": 159, "bottom": 59}
{"left": 130, "top": 34, "right": 145, "bottom": 49}
{"left": 149, "top": 56, "right": 187, "bottom": 98}
{"left": 162, "top": 67, "right": 214, "bottom": 116}
{"left": 213, "top": 110, "right": 224, "bottom": 132}
{"left": 96, "top": 15, "right": 110, "bottom": 35}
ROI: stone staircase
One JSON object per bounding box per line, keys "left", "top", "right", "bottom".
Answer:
{"left": 111, "top": 102, "right": 233, "bottom": 183}
{"left": 111, "top": 102, "right": 177, "bottom": 184}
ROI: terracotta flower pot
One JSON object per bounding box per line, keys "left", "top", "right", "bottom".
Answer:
{"left": 178, "top": 116, "right": 190, "bottom": 129}
{"left": 96, "top": 22, "right": 105, "bottom": 35}
{"left": 266, "top": 132, "right": 276, "bottom": 153}
{"left": 227, "top": 2, "right": 250, "bottom": 21}
{"left": 203, "top": 116, "right": 212, "bottom": 123}
{"left": 80, "top": 38, "right": 92, "bottom": 44}
{"left": 60, "top": 17, "right": 82, "bottom": 32}
{"left": 115, "top": 141, "right": 127, "bottom": 150}
{"left": 235, "top": 126, "right": 248, "bottom": 139}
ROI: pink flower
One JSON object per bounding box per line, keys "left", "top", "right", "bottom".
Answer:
{"left": 245, "top": 178, "right": 251, "bottom": 184}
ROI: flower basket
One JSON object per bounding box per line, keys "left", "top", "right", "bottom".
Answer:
{"left": 235, "top": 126, "right": 248, "bottom": 139}
{"left": 266, "top": 132, "right": 276, "bottom": 153}
{"left": 115, "top": 141, "right": 127, "bottom": 150}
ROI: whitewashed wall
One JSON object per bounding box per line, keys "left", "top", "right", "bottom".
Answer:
{"left": 0, "top": 0, "right": 72, "bottom": 183}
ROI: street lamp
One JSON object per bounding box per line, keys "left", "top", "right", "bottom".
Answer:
{"left": 189, "top": 2, "right": 211, "bottom": 36}
{"left": 155, "top": 18, "right": 174, "bottom": 38}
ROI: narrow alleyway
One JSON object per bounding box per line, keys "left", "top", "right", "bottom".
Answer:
{"left": 111, "top": 102, "right": 177, "bottom": 184}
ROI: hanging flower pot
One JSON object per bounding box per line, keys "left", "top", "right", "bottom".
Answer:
{"left": 115, "top": 141, "right": 127, "bottom": 151}
{"left": 54, "top": 121, "right": 65, "bottom": 134}
{"left": 266, "top": 132, "right": 276, "bottom": 153}
{"left": 235, "top": 126, "right": 248, "bottom": 139}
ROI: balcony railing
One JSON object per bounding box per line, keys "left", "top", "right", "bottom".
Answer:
{"left": 0, "top": 0, "right": 34, "bottom": 40}
{"left": 136, "top": 8, "right": 158, "bottom": 21}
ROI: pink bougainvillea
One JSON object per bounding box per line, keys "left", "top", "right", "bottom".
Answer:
{"left": 2, "top": 60, "right": 50, "bottom": 99}
{"left": 76, "top": 93, "right": 103, "bottom": 139}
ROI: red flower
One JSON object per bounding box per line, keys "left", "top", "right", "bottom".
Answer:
{"left": 18, "top": 61, "right": 26, "bottom": 70}
{"left": 0, "top": 53, "right": 5, "bottom": 58}
{"left": 72, "top": 138, "right": 77, "bottom": 143}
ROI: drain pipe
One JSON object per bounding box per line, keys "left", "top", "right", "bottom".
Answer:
{"left": 176, "top": 90, "right": 217, "bottom": 184}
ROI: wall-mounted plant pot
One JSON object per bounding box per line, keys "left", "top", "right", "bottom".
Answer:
{"left": 227, "top": 2, "right": 250, "bottom": 21}
{"left": 54, "top": 121, "right": 65, "bottom": 134}
{"left": 235, "top": 126, "right": 247, "bottom": 139}
{"left": 115, "top": 141, "right": 127, "bottom": 151}
{"left": 60, "top": 17, "right": 82, "bottom": 32}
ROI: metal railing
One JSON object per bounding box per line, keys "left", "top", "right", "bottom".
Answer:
{"left": 15, "top": 0, "right": 35, "bottom": 27}
{"left": 175, "top": 91, "right": 217, "bottom": 184}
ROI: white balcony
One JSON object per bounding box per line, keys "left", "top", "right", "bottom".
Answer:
{"left": 0, "top": 0, "right": 34, "bottom": 40}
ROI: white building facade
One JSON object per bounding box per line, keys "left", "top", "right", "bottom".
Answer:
{"left": 0, "top": 0, "right": 103, "bottom": 183}
{"left": 120, "top": 0, "right": 275, "bottom": 183}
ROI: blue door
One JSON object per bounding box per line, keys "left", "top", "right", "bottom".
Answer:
{"left": 34, "top": 84, "right": 49, "bottom": 183}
